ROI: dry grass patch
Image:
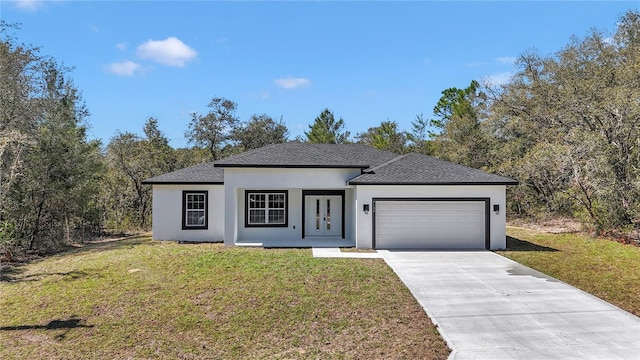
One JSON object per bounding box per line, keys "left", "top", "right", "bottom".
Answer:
{"left": 1, "top": 237, "right": 449, "bottom": 359}
{"left": 499, "top": 227, "right": 640, "bottom": 316}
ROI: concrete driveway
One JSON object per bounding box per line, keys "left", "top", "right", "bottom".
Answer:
{"left": 378, "top": 251, "right": 640, "bottom": 360}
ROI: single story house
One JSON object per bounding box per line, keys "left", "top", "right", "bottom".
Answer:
{"left": 143, "top": 143, "right": 518, "bottom": 250}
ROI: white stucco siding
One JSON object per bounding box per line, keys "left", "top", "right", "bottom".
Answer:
{"left": 223, "top": 168, "right": 359, "bottom": 246}
{"left": 223, "top": 167, "right": 362, "bottom": 189}
{"left": 151, "top": 184, "right": 224, "bottom": 242}
{"left": 344, "top": 189, "right": 356, "bottom": 242}
{"left": 354, "top": 185, "right": 507, "bottom": 250}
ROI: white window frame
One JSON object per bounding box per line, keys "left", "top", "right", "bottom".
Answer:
{"left": 245, "top": 190, "right": 288, "bottom": 227}
{"left": 183, "top": 191, "right": 208, "bottom": 229}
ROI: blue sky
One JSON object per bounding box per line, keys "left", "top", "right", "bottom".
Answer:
{"left": 1, "top": 1, "right": 638, "bottom": 148}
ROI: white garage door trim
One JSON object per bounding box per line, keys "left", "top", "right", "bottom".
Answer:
{"left": 372, "top": 197, "right": 490, "bottom": 250}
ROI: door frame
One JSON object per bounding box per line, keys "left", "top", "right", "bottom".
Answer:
{"left": 371, "top": 197, "right": 490, "bottom": 250}
{"left": 302, "top": 190, "right": 345, "bottom": 239}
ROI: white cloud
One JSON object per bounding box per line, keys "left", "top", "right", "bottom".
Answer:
{"left": 274, "top": 77, "right": 310, "bottom": 89}
{"left": 15, "top": 0, "right": 42, "bottom": 11}
{"left": 108, "top": 61, "right": 142, "bottom": 76}
{"left": 484, "top": 72, "right": 513, "bottom": 86}
{"left": 14, "top": 0, "right": 64, "bottom": 12}
{"left": 136, "top": 37, "right": 197, "bottom": 67}
{"left": 496, "top": 56, "right": 517, "bottom": 64}
{"left": 116, "top": 42, "right": 127, "bottom": 51}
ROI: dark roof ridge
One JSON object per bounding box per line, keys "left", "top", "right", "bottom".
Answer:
{"left": 363, "top": 153, "right": 412, "bottom": 173}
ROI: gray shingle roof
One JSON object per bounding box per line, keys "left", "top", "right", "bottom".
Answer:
{"left": 142, "top": 162, "right": 224, "bottom": 184}
{"left": 348, "top": 153, "right": 518, "bottom": 185}
{"left": 213, "top": 143, "right": 397, "bottom": 168}
{"left": 143, "top": 144, "right": 518, "bottom": 185}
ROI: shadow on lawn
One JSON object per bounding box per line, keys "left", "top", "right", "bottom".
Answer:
{"left": 71, "top": 233, "right": 154, "bottom": 254}
{"left": 0, "top": 317, "right": 93, "bottom": 340}
{"left": 504, "top": 236, "right": 560, "bottom": 252}
{"left": 1, "top": 234, "right": 152, "bottom": 283}
{"left": 1, "top": 267, "right": 90, "bottom": 283}
{"left": 0, "top": 265, "right": 24, "bottom": 282}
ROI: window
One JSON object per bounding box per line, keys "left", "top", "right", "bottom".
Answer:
{"left": 245, "top": 190, "right": 288, "bottom": 227}
{"left": 182, "top": 191, "right": 208, "bottom": 229}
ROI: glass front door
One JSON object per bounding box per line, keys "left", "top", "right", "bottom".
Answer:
{"left": 305, "top": 195, "right": 342, "bottom": 237}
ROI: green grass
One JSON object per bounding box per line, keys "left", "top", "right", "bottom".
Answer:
{"left": 0, "top": 236, "right": 449, "bottom": 359}
{"left": 499, "top": 227, "right": 640, "bottom": 316}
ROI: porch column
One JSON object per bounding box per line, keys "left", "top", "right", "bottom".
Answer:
{"left": 224, "top": 186, "right": 237, "bottom": 246}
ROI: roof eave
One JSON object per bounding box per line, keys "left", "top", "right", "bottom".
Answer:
{"left": 141, "top": 181, "right": 224, "bottom": 185}
{"left": 215, "top": 164, "right": 370, "bottom": 169}
{"left": 348, "top": 181, "right": 520, "bottom": 186}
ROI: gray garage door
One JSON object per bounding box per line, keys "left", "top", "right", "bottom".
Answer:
{"left": 375, "top": 200, "right": 486, "bottom": 249}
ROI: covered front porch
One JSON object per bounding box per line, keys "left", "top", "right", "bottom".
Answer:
{"left": 227, "top": 186, "right": 357, "bottom": 248}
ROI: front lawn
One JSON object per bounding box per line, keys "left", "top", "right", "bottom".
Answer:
{"left": 0, "top": 236, "right": 449, "bottom": 359}
{"left": 499, "top": 227, "right": 640, "bottom": 316}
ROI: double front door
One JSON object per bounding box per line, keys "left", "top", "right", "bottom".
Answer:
{"left": 305, "top": 195, "right": 342, "bottom": 237}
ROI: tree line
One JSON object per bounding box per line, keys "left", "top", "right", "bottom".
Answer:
{"left": 429, "top": 11, "right": 640, "bottom": 235}
{"left": 2, "top": 11, "right": 639, "bottom": 256}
